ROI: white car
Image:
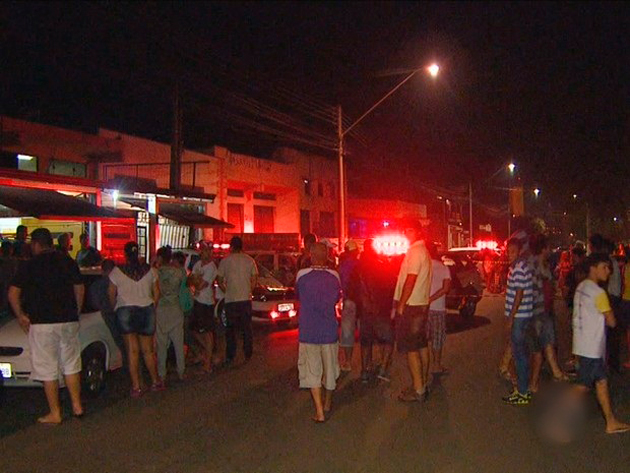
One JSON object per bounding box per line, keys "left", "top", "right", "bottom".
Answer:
{"left": 176, "top": 248, "right": 299, "bottom": 326}
{"left": 0, "top": 274, "right": 123, "bottom": 397}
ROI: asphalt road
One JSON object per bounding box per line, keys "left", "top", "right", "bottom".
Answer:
{"left": 2, "top": 295, "right": 630, "bottom": 473}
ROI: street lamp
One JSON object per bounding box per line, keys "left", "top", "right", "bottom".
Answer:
{"left": 337, "top": 63, "right": 439, "bottom": 244}
{"left": 507, "top": 163, "right": 516, "bottom": 236}
{"left": 533, "top": 188, "right": 540, "bottom": 197}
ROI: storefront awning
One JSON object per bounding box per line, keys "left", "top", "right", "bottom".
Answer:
{"left": 159, "top": 203, "right": 233, "bottom": 228}
{"left": 0, "top": 186, "right": 134, "bottom": 222}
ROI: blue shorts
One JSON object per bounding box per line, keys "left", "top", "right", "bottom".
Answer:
{"left": 577, "top": 356, "right": 607, "bottom": 387}
{"left": 116, "top": 304, "right": 155, "bottom": 336}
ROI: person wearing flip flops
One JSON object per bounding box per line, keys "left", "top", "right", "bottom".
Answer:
{"left": 8, "top": 228, "right": 84, "bottom": 424}
{"left": 295, "top": 243, "right": 342, "bottom": 423}
{"left": 571, "top": 253, "right": 630, "bottom": 434}
{"left": 426, "top": 241, "right": 451, "bottom": 379}
{"left": 393, "top": 222, "right": 432, "bottom": 403}
{"left": 528, "top": 234, "right": 569, "bottom": 394}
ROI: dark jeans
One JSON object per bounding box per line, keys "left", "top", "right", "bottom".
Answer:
{"left": 225, "top": 301, "right": 253, "bottom": 361}
{"left": 512, "top": 318, "right": 531, "bottom": 394}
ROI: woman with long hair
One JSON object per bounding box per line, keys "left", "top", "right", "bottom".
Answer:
{"left": 108, "top": 242, "right": 163, "bottom": 397}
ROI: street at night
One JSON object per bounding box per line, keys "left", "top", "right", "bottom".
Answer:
{"left": 2, "top": 3, "right": 630, "bottom": 472}
{"left": 2, "top": 295, "right": 630, "bottom": 473}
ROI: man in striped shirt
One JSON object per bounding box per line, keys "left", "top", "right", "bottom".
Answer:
{"left": 503, "top": 237, "right": 534, "bottom": 405}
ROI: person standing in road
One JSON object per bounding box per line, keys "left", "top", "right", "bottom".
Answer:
{"left": 218, "top": 237, "right": 258, "bottom": 364}
{"left": 189, "top": 243, "right": 218, "bottom": 373}
{"left": 88, "top": 258, "right": 125, "bottom": 356}
{"left": 338, "top": 240, "right": 360, "bottom": 372}
{"left": 572, "top": 253, "right": 630, "bottom": 434}
{"left": 352, "top": 239, "right": 397, "bottom": 383}
{"left": 108, "top": 242, "right": 162, "bottom": 397}
{"left": 502, "top": 237, "right": 534, "bottom": 406}
{"left": 528, "top": 234, "right": 568, "bottom": 394}
{"left": 12, "top": 224, "right": 31, "bottom": 259}
{"left": 8, "top": 228, "right": 84, "bottom": 423}
{"left": 296, "top": 242, "right": 342, "bottom": 422}
{"left": 56, "top": 232, "right": 72, "bottom": 257}
{"left": 394, "top": 221, "right": 433, "bottom": 402}
{"left": 155, "top": 246, "right": 187, "bottom": 382}
{"left": 297, "top": 233, "right": 317, "bottom": 270}
{"left": 76, "top": 233, "right": 102, "bottom": 268}
{"left": 426, "top": 241, "right": 451, "bottom": 377}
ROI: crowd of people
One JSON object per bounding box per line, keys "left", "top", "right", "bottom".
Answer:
{"left": 499, "top": 224, "right": 630, "bottom": 437}
{"left": 295, "top": 221, "right": 453, "bottom": 421}
{"left": 1, "top": 225, "right": 260, "bottom": 424}
{"left": 3, "top": 221, "right": 630, "bottom": 436}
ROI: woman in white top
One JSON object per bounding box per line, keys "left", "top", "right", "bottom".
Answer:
{"left": 108, "top": 242, "right": 162, "bottom": 397}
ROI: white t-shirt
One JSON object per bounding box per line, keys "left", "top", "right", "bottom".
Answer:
{"left": 218, "top": 253, "right": 258, "bottom": 303}
{"left": 429, "top": 259, "right": 451, "bottom": 312}
{"left": 394, "top": 240, "right": 432, "bottom": 306}
{"left": 573, "top": 279, "right": 611, "bottom": 359}
{"left": 109, "top": 266, "right": 156, "bottom": 310}
{"left": 192, "top": 260, "right": 218, "bottom": 305}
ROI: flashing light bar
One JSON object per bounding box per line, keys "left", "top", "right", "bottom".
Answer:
{"left": 475, "top": 240, "right": 499, "bottom": 251}
{"left": 373, "top": 235, "right": 409, "bottom": 256}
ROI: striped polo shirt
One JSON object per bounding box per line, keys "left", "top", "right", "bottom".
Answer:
{"left": 505, "top": 258, "right": 534, "bottom": 318}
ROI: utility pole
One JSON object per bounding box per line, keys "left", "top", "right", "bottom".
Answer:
{"left": 170, "top": 82, "right": 182, "bottom": 191}
{"left": 337, "top": 105, "right": 346, "bottom": 246}
{"left": 469, "top": 182, "right": 473, "bottom": 244}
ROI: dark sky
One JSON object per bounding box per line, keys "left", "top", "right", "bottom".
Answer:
{"left": 2, "top": 2, "right": 629, "bottom": 224}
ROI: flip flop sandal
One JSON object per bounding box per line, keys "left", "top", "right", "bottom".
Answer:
{"left": 606, "top": 426, "right": 630, "bottom": 435}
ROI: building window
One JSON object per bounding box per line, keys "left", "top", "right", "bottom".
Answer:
{"left": 300, "top": 209, "right": 310, "bottom": 237}
{"left": 227, "top": 203, "right": 244, "bottom": 233}
{"left": 17, "top": 154, "right": 38, "bottom": 172}
{"left": 254, "top": 205, "right": 274, "bottom": 233}
{"left": 227, "top": 188, "right": 244, "bottom": 197}
{"left": 48, "top": 159, "right": 86, "bottom": 178}
{"left": 253, "top": 192, "right": 276, "bottom": 201}
{"left": 328, "top": 182, "right": 336, "bottom": 199}
{"left": 317, "top": 182, "right": 324, "bottom": 197}
{"left": 303, "top": 179, "right": 311, "bottom": 196}
{"left": 0, "top": 151, "right": 38, "bottom": 172}
{"left": 319, "top": 211, "right": 335, "bottom": 237}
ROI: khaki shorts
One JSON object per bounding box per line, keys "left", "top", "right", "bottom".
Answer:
{"left": 29, "top": 322, "right": 82, "bottom": 382}
{"left": 298, "top": 342, "right": 340, "bottom": 390}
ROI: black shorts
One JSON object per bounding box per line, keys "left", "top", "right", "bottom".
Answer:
{"left": 395, "top": 305, "right": 429, "bottom": 353}
{"left": 577, "top": 356, "right": 607, "bottom": 387}
{"left": 360, "top": 316, "right": 394, "bottom": 346}
{"left": 190, "top": 301, "right": 215, "bottom": 333}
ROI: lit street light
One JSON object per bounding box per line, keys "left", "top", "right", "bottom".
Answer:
{"left": 337, "top": 63, "right": 439, "bottom": 243}
{"left": 533, "top": 188, "right": 540, "bottom": 197}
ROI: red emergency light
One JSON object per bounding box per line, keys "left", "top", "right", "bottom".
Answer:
{"left": 475, "top": 239, "right": 499, "bottom": 251}
{"left": 373, "top": 235, "right": 409, "bottom": 256}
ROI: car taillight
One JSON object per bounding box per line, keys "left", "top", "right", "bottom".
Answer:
{"left": 288, "top": 310, "right": 297, "bottom": 318}
{"left": 270, "top": 311, "right": 280, "bottom": 319}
